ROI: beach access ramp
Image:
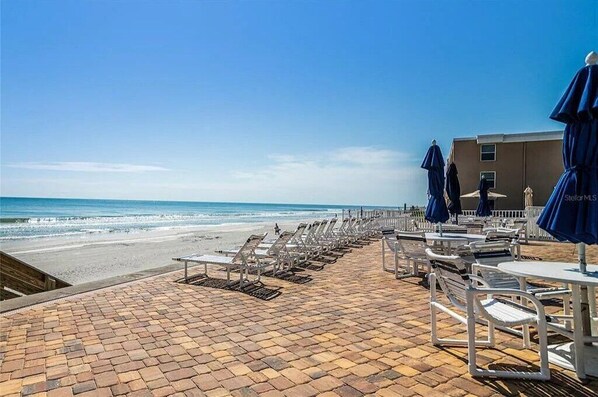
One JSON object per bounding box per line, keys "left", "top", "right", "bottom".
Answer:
{"left": 0, "top": 251, "right": 71, "bottom": 301}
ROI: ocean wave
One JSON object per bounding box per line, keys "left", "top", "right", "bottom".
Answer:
{"left": 0, "top": 209, "right": 339, "bottom": 240}
{"left": 0, "top": 217, "right": 31, "bottom": 224}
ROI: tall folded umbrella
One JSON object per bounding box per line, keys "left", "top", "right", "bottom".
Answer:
{"left": 446, "top": 162, "right": 463, "bottom": 224}
{"left": 475, "top": 177, "right": 492, "bottom": 217}
{"left": 421, "top": 140, "right": 449, "bottom": 232}
{"left": 537, "top": 51, "right": 598, "bottom": 273}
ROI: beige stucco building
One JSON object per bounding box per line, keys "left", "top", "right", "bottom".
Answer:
{"left": 447, "top": 131, "right": 564, "bottom": 210}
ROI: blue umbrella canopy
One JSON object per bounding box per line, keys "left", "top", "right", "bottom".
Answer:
{"left": 537, "top": 52, "right": 598, "bottom": 246}
{"left": 476, "top": 177, "right": 492, "bottom": 217}
{"left": 446, "top": 162, "right": 463, "bottom": 216}
{"left": 421, "top": 141, "right": 449, "bottom": 224}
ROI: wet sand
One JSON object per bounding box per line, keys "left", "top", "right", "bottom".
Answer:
{"left": 0, "top": 221, "right": 302, "bottom": 285}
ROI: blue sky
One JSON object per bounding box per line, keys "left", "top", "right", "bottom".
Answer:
{"left": 1, "top": 0, "right": 596, "bottom": 206}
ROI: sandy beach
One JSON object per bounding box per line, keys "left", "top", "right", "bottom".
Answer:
{"left": 0, "top": 221, "right": 304, "bottom": 285}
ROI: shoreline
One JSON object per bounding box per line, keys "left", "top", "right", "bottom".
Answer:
{"left": 0, "top": 220, "right": 305, "bottom": 285}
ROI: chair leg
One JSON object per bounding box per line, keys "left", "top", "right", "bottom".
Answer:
{"left": 589, "top": 286, "right": 597, "bottom": 335}
{"left": 430, "top": 301, "right": 439, "bottom": 345}
{"left": 564, "top": 292, "right": 572, "bottom": 331}
{"left": 536, "top": 320, "right": 550, "bottom": 380}
{"left": 522, "top": 324, "right": 531, "bottom": 348}
{"left": 466, "top": 304, "right": 478, "bottom": 376}
{"left": 412, "top": 258, "right": 419, "bottom": 276}
{"left": 488, "top": 320, "right": 495, "bottom": 347}
{"left": 381, "top": 240, "right": 386, "bottom": 271}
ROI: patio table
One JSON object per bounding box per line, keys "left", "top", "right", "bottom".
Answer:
{"left": 424, "top": 232, "right": 486, "bottom": 254}
{"left": 498, "top": 261, "right": 598, "bottom": 379}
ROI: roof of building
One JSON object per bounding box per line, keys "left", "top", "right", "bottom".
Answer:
{"left": 454, "top": 130, "right": 563, "bottom": 144}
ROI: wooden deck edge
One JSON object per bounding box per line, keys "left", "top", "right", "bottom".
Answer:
{"left": 0, "top": 262, "right": 188, "bottom": 314}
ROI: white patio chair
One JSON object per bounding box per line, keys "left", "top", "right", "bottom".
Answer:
{"left": 381, "top": 229, "right": 416, "bottom": 278}
{"left": 484, "top": 228, "right": 521, "bottom": 259}
{"left": 469, "top": 241, "right": 572, "bottom": 335}
{"left": 470, "top": 241, "right": 572, "bottom": 299}
{"left": 426, "top": 248, "right": 550, "bottom": 380}
{"left": 397, "top": 232, "right": 430, "bottom": 276}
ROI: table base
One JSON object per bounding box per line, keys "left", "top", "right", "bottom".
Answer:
{"left": 548, "top": 342, "right": 598, "bottom": 377}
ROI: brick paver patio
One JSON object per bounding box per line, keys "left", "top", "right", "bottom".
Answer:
{"left": 1, "top": 240, "right": 597, "bottom": 396}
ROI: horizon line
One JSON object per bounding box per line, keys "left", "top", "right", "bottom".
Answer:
{"left": 0, "top": 195, "right": 416, "bottom": 209}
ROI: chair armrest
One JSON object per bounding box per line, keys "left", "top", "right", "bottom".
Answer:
{"left": 467, "top": 274, "right": 491, "bottom": 288}
{"left": 467, "top": 287, "right": 546, "bottom": 317}
{"left": 471, "top": 263, "right": 505, "bottom": 272}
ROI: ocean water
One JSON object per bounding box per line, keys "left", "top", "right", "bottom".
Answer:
{"left": 0, "top": 197, "right": 360, "bottom": 240}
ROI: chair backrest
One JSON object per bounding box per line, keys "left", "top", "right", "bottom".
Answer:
{"left": 302, "top": 222, "right": 318, "bottom": 245}
{"left": 346, "top": 218, "right": 357, "bottom": 233}
{"left": 315, "top": 220, "right": 328, "bottom": 239}
{"left": 397, "top": 232, "right": 427, "bottom": 258}
{"left": 232, "top": 234, "right": 266, "bottom": 264}
{"left": 290, "top": 223, "right": 307, "bottom": 245}
{"left": 485, "top": 228, "right": 518, "bottom": 242}
{"left": 338, "top": 218, "right": 349, "bottom": 234}
{"left": 368, "top": 217, "right": 381, "bottom": 232}
{"left": 382, "top": 228, "right": 398, "bottom": 250}
{"left": 436, "top": 224, "right": 467, "bottom": 234}
{"left": 267, "top": 231, "right": 294, "bottom": 256}
{"left": 466, "top": 224, "right": 484, "bottom": 235}
{"left": 469, "top": 241, "right": 519, "bottom": 289}
{"left": 426, "top": 248, "right": 471, "bottom": 310}
{"left": 411, "top": 219, "right": 420, "bottom": 231}
{"left": 324, "top": 218, "right": 337, "bottom": 237}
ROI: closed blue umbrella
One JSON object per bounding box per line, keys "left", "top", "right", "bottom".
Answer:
{"left": 537, "top": 51, "right": 598, "bottom": 273}
{"left": 421, "top": 140, "right": 449, "bottom": 229}
{"left": 446, "top": 162, "right": 463, "bottom": 223}
{"left": 476, "top": 177, "right": 492, "bottom": 217}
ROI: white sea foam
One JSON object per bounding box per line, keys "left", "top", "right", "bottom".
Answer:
{"left": 0, "top": 208, "right": 340, "bottom": 240}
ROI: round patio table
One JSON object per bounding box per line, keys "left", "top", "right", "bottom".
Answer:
{"left": 424, "top": 232, "right": 486, "bottom": 254}
{"left": 498, "top": 261, "right": 598, "bottom": 379}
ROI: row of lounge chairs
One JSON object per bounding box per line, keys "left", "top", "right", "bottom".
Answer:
{"left": 174, "top": 217, "right": 381, "bottom": 288}
{"left": 381, "top": 226, "right": 573, "bottom": 381}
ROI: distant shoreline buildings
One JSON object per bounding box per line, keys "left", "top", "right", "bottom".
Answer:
{"left": 448, "top": 130, "right": 563, "bottom": 210}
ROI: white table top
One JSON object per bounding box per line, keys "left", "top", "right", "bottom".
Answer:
{"left": 498, "top": 261, "right": 598, "bottom": 286}
{"left": 425, "top": 232, "right": 487, "bottom": 242}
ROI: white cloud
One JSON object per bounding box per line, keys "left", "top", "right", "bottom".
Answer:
{"left": 1, "top": 147, "right": 428, "bottom": 206}
{"left": 8, "top": 162, "right": 169, "bottom": 173}
{"left": 226, "top": 146, "right": 425, "bottom": 206}
{"left": 330, "top": 146, "right": 407, "bottom": 165}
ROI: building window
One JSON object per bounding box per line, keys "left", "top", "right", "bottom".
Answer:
{"left": 480, "top": 171, "right": 496, "bottom": 189}
{"left": 480, "top": 144, "right": 496, "bottom": 161}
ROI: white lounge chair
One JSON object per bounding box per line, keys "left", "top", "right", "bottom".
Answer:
{"left": 220, "top": 231, "right": 296, "bottom": 275}
{"left": 174, "top": 234, "right": 272, "bottom": 288}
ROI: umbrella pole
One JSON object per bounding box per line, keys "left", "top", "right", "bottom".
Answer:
{"left": 438, "top": 223, "right": 443, "bottom": 237}
{"left": 578, "top": 243, "right": 587, "bottom": 274}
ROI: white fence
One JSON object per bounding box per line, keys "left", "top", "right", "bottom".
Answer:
{"left": 346, "top": 206, "right": 555, "bottom": 241}
{"left": 461, "top": 209, "right": 526, "bottom": 219}
{"left": 524, "top": 206, "right": 556, "bottom": 241}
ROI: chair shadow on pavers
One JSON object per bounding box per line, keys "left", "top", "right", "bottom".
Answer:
{"left": 479, "top": 365, "right": 598, "bottom": 397}
{"left": 261, "top": 269, "right": 313, "bottom": 284}
{"left": 176, "top": 274, "right": 283, "bottom": 301}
